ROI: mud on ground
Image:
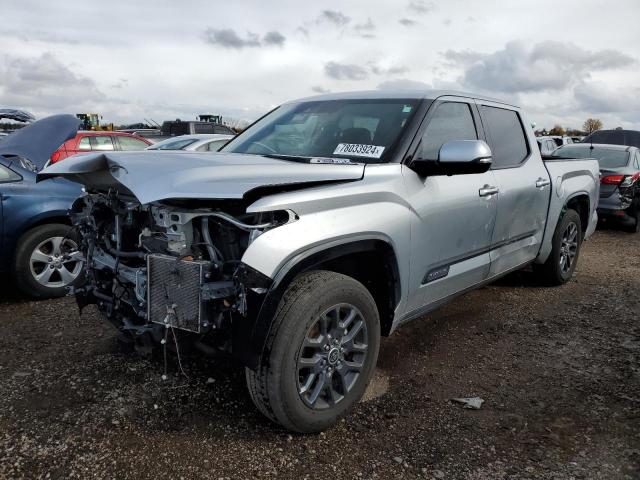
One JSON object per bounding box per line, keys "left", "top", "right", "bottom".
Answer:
{"left": 0, "top": 229, "right": 638, "bottom": 479}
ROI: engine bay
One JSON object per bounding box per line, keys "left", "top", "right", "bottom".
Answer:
{"left": 70, "top": 191, "right": 286, "bottom": 356}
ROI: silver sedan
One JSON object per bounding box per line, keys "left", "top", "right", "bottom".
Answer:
{"left": 146, "top": 134, "right": 234, "bottom": 152}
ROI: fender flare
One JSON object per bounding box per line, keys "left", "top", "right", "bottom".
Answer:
{"left": 232, "top": 236, "right": 401, "bottom": 369}
{"left": 536, "top": 190, "right": 592, "bottom": 264}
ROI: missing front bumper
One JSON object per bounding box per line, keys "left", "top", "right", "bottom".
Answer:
{"left": 147, "top": 254, "right": 208, "bottom": 333}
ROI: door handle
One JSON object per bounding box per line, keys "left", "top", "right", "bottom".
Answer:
{"left": 478, "top": 185, "right": 499, "bottom": 197}
{"left": 536, "top": 177, "right": 551, "bottom": 188}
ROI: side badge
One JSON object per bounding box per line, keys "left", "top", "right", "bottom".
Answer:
{"left": 423, "top": 265, "right": 450, "bottom": 284}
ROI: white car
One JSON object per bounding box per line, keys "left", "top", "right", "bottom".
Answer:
{"left": 146, "top": 134, "right": 234, "bottom": 152}
{"left": 537, "top": 136, "right": 559, "bottom": 156}
{"left": 550, "top": 135, "right": 574, "bottom": 147}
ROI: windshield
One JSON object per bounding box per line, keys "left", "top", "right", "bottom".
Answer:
{"left": 148, "top": 138, "right": 198, "bottom": 150}
{"left": 221, "top": 99, "right": 420, "bottom": 163}
{"left": 552, "top": 145, "right": 630, "bottom": 169}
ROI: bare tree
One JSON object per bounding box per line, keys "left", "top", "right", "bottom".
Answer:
{"left": 583, "top": 118, "right": 603, "bottom": 134}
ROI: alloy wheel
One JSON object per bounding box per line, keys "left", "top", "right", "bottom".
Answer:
{"left": 29, "top": 236, "right": 83, "bottom": 289}
{"left": 296, "top": 303, "right": 368, "bottom": 410}
{"left": 559, "top": 222, "right": 578, "bottom": 274}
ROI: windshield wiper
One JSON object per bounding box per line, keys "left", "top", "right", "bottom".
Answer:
{"left": 262, "top": 154, "right": 311, "bottom": 162}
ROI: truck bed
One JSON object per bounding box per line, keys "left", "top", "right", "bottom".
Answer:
{"left": 536, "top": 157, "right": 600, "bottom": 263}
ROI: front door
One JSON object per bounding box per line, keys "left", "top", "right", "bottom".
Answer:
{"left": 402, "top": 99, "right": 498, "bottom": 315}
{"left": 0, "top": 163, "right": 24, "bottom": 267}
{"left": 477, "top": 103, "right": 551, "bottom": 277}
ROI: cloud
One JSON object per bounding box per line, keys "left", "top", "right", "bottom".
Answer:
{"left": 324, "top": 61, "right": 369, "bottom": 80}
{"left": 377, "top": 79, "right": 431, "bottom": 90}
{"left": 203, "top": 28, "right": 285, "bottom": 49}
{"left": 354, "top": 18, "right": 376, "bottom": 38}
{"left": 408, "top": 0, "right": 437, "bottom": 14}
{"left": 319, "top": 10, "right": 351, "bottom": 27}
{"left": 398, "top": 18, "right": 418, "bottom": 27}
{"left": 0, "top": 52, "right": 104, "bottom": 110}
{"left": 110, "top": 78, "right": 129, "bottom": 89}
{"left": 445, "top": 40, "right": 636, "bottom": 94}
{"left": 369, "top": 63, "right": 409, "bottom": 75}
{"left": 574, "top": 81, "right": 640, "bottom": 115}
{"left": 263, "top": 31, "right": 286, "bottom": 46}
{"left": 441, "top": 49, "right": 484, "bottom": 66}
{"left": 311, "top": 86, "right": 331, "bottom": 94}
{"left": 325, "top": 61, "right": 409, "bottom": 80}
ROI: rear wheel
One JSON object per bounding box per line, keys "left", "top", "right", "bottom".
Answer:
{"left": 534, "top": 209, "right": 582, "bottom": 286}
{"left": 245, "top": 270, "right": 380, "bottom": 433}
{"left": 623, "top": 208, "right": 640, "bottom": 233}
{"left": 13, "top": 224, "right": 84, "bottom": 299}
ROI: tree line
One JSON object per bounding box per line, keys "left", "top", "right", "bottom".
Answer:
{"left": 535, "top": 118, "right": 604, "bottom": 137}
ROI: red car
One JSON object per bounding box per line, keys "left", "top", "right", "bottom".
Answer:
{"left": 50, "top": 131, "right": 152, "bottom": 163}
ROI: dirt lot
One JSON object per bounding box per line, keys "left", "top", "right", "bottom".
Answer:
{"left": 1, "top": 228, "right": 639, "bottom": 479}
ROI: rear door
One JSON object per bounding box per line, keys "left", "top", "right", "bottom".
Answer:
{"left": 402, "top": 97, "right": 498, "bottom": 313}
{"left": 114, "top": 135, "right": 150, "bottom": 151}
{"left": 89, "top": 135, "right": 115, "bottom": 151}
{"left": 477, "top": 102, "right": 551, "bottom": 277}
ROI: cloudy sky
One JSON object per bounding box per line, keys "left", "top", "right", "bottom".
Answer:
{"left": 1, "top": 0, "right": 639, "bottom": 130}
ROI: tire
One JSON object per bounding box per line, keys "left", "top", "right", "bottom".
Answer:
{"left": 623, "top": 209, "right": 640, "bottom": 233}
{"left": 13, "top": 223, "right": 84, "bottom": 299}
{"left": 245, "top": 270, "right": 380, "bottom": 433}
{"left": 534, "top": 209, "right": 582, "bottom": 286}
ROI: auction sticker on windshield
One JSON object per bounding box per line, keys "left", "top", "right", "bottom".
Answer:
{"left": 333, "top": 143, "right": 385, "bottom": 159}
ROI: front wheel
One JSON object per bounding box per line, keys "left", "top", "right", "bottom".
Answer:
{"left": 246, "top": 270, "right": 380, "bottom": 433}
{"left": 534, "top": 209, "right": 582, "bottom": 286}
{"left": 13, "top": 224, "right": 84, "bottom": 299}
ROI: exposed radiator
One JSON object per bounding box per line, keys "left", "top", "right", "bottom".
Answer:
{"left": 147, "top": 254, "right": 206, "bottom": 332}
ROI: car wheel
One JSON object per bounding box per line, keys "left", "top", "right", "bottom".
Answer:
{"left": 623, "top": 209, "right": 640, "bottom": 233}
{"left": 14, "top": 224, "right": 84, "bottom": 299}
{"left": 534, "top": 209, "right": 582, "bottom": 286}
{"left": 245, "top": 270, "right": 380, "bottom": 433}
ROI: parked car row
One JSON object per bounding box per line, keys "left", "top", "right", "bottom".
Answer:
{"left": 146, "top": 133, "right": 233, "bottom": 152}
{"left": 0, "top": 116, "right": 237, "bottom": 300}
{"left": 535, "top": 130, "right": 640, "bottom": 232}
{"left": 552, "top": 143, "right": 640, "bottom": 232}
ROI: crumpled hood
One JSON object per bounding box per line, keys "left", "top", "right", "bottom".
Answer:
{"left": 0, "top": 114, "right": 80, "bottom": 170}
{"left": 38, "top": 151, "right": 364, "bottom": 204}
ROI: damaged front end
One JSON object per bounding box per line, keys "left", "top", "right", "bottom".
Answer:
{"left": 71, "top": 191, "right": 291, "bottom": 359}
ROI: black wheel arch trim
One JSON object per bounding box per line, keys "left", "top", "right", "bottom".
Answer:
{"left": 232, "top": 237, "right": 401, "bottom": 370}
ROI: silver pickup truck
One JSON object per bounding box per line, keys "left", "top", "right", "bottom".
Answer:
{"left": 41, "top": 90, "right": 599, "bottom": 433}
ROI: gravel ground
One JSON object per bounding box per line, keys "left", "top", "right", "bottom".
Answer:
{"left": 1, "top": 228, "right": 639, "bottom": 479}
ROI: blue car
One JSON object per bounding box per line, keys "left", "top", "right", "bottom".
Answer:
{"left": 0, "top": 115, "right": 85, "bottom": 298}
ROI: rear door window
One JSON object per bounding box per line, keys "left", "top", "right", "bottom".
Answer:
{"left": 480, "top": 106, "right": 529, "bottom": 168}
{"left": 419, "top": 102, "right": 478, "bottom": 160}
{"left": 78, "top": 137, "right": 92, "bottom": 150}
{"left": 117, "top": 136, "right": 149, "bottom": 150}
{"left": 90, "top": 136, "right": 114, "bottom": 151}
{"left": 0, "top": 164, "right": 21, "bottom": 182}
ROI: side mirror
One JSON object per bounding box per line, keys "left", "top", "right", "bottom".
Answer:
{"left": 409, "top": 140, "right": 493, "bottom": 176}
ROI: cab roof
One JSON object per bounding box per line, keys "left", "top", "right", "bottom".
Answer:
{"left": 290, "top": 89, "right": 519, "bottom": 108}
